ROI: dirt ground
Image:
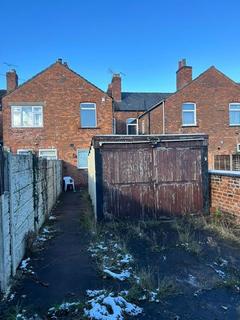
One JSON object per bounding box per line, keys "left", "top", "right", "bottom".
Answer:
{"left": 1, "top": 190, "right": 240, "bottom": 319}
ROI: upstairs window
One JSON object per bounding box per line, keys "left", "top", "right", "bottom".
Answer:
{"left": 17, "top": 149, "right": 33, "bottom": 155}
{"left": 77, "top": 149, "right": 88, "bottom": 169}
{"left": 11, "top": 106, "right": 43, "bottom": 128}
{"left": 182, "top": 103, "right": 196, "bottom": 126}
{"left": 229, "top": 103, "right": 240, "bottom": 126}
{"left": 126, "top": 118, "right": 138, "bottom": 135}
{"left": 80, "top": 103, "right": 97, "bottom": 128}
{"left": 39, "top": 149, "right": 57, "bottom": 160}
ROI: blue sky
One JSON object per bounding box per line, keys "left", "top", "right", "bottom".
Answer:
{"left": 1, "top": 0, "right": 240, "bottom": 92}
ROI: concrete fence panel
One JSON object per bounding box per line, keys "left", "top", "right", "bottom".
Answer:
{"left": 0, "top": 152, "right": 62, "bottom": 293}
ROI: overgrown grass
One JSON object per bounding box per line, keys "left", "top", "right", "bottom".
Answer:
{"left": 173, "top": 219, "right": 202, "bottom": 255}
{"left": 188, "top": 211, "right": 240, "bottom": 245}
{"left": 157, "top": 277, "right": 180, "bottom": 299}
{"left": 79, "top": 190, "right": 96, "bottom": 234}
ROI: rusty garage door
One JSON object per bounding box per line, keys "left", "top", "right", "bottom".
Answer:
{"left": 89, "top": 134, "right": 209, "bottom": 219}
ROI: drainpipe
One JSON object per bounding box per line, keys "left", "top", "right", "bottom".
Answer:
{"left": 162, "top": 100, "right": 165, "bottom": 135}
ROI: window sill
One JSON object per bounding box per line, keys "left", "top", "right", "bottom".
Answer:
{"left": 229, "top": 125, "right": 240, "bottom": 127}
{"left": 78, "top": 127, "right": 100, "bottom": 129}
{"left": 12, "top": 126, "right": 43, "bottom": 129}
{"left": 182, "top": 125, "right": 198, "bottom": 128}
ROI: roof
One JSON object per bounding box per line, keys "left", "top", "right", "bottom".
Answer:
{"left": 0, "top": 90, "right": 6, "bottom": 100}
{"left": 138, "top": 66, "right": 240, "bottom": 118}
{"left": 0, "top": 90, "right": 6, "bottom": 108}
{"left": 113, "top": 92, "right": 172, "bottom": 112}
{"left": 2, "top": 60, "right": 110, "bottom": 99}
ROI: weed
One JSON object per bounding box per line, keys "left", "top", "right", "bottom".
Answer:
{"left": 79, "top": 191, "right": 96, "bottom": 233}
{"left": 157, "top": 277, "right": 180, "bottom": 299}
{"left": 25, "top": 231, "right": 37, "bottom": 255}
{"left": 4, "top": 302, "right": 23, "bottom": 320}
{"left": 137, "top": 267, "right": 155, "bottom": 291}
{"left": 174, "top": 219, "right": 202, "bottom": 255}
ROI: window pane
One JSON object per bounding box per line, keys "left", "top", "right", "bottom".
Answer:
{"left": 128, "top": 125, "right": 137, "bottom": 134}
{"left": 230, "top": 111, "right": 240, "bottom": 125}
{"left": 81, "top": 109, "right": 96, "bottom": 127}
{"left": 33, "top": 113, "right": 42, "bottom": 126}
{"left": 230, "top": 104, "right": 240, "bottom": 111}
{"left": 39, "top": 150, "right": 57, "bottom": 160}
{"left": 183, "top": 112, "right": 195, "bottom": 125}
{"left": 78, "top": 150, "right": 88, "bottom": 168}
{"left": 126, "top": 118, "right": 136, "bottom": 124}
{"left": 182, "top": 103, "right": 195, "bottom": 111}
{"left": 22, "top": 107, "right": 33, "bottom": 126}
{"left": 12, "top": 107, "right": 21, "bottom": 126}
{"left": 81, "top": 103, "right": 95, "bottom": 109}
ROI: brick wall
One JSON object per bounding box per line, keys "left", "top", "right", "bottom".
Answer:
{"left": 210, "top": 170, "right": 240, "bottom": 216}
{"left": 141, "top": 67, "right": 240, "bottom": 169}
{"left": 2, "top": 61, "right": 113, "bottom": 186}
{"left": 0, "top": 153, "right": 62, "bottom": 293}
{"left": 114, "top": 111, "right": 143, "bottom": 134}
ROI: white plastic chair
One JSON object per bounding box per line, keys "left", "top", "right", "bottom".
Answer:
{"left": 63, "top": 176, "right": 76, "bottom": 192}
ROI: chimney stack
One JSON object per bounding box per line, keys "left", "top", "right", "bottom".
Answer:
{"left": 107, "top": 74, "right": 121, "bottom": 102}
{"left": 176, "top": 59, "right": 192, "bottom": 90}
{"left": 6, "top": 69, "right": 18, "bottom": 93}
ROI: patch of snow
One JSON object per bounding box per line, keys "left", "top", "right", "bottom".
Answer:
{"left": 87, "top": 290, "right": 107, "bottom": 297}
{"left": 49, "top": 216, "right": 57, "bottom": 221}
{"left": 84, "top": 291, "right": 142, "bottom": 320}
{"left": 208, "top": 264, "right": 226, "bottom": 278}
{"left": 119, "top": 254, "right": 133, "bottom": 264}
{"left": 103, "top": 269, "right": 131, "bottom": 281}
{"left": 20, "top": 258, "right": 30, "bottom": 270}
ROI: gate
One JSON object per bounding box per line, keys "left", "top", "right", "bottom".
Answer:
{"left": 89, "top": 135, "right": 209, "bottom": 219}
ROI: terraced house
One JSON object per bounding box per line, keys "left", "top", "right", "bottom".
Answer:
{"left": 2, "top": 59, "right": 113, "bottom": 186}
{"left": 138, "top": 59, "right": 240, "bottom": 170}
{"left": 1, "top": 58, "right": 240, "bottom": 188}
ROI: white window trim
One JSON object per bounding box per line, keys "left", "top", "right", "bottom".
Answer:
{"left": 80, "top": 102, "right": 97, "bottom": 128}
{"left": 77, "top": 148, "right": 89, "bottom": 169}
{"left": 182, "top": 102, "right": 197, "bottom": 127}
{"left": 11, "top": 105, "right": 43, "bottom": 128}
{"left": 39, "top": 149, "right": 57, "bottom": 160}
{"left": 229, "top": 103, "right": 240, "bottom": 126}
{"left": 126, "top": 118, "right": 138, "bottom": 135}
{"left": 17, "top": 149, "right": 33, "bottom": 155}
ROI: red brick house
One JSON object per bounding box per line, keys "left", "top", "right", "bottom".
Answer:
{"left": 2, "top": 59, "right": 113, "bottom": 186}
{"left": 107, "top": 74, "right": 171, "bottom": 134}
{"left": 138, "top": 59, "right": 240, "bottom": 170}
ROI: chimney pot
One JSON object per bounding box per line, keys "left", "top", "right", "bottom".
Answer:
{"left": 63, "top": 61, "right": 68, "bottom": 67}
{"left": 57, "top": 58, "right": 62, "bottom": 64}
{"left": 6, "top": 69, "right": 18, "bottom": 93}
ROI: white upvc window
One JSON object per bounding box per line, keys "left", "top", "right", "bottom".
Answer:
{"left": 182, "top": 103, "right": 197, "bottom": 126}
{"left": 39, "top": 149, "right": 57, "bottom": 160}
{"left": 80, "top": 103, "right": 97, "bottom": 128}
{"left": 77, "top": 149, "right": 88, "bottom": 169}
{"left": 126, "top": 118, "right": 138, "bottom": 135}
{"left": 17, "top": 149, "right": 33, "bottom": 155}
{"left": 11, "top": 105, "right": 43, "bottom": 128}
{"left": 229, "top": 103, "right": 240, "bottom": 126}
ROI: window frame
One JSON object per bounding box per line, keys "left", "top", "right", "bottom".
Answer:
{"left": 11, "top": 105, "right": 43, "bottom": 128}
{"left": 77, "top": 148, "right": 89, "bottom": 169}
{"left": 182, "top": 102, "right": 197, "bottom": 127}
{"left": 80, "top": 102, "right": 97, "bottom": 128}
{"left": 39, "top": 149, "right": 57, "bottom": 160}
{"left": 229, "top": 103, "right": 240, "bottom": 126}
{"left": 126, "top": 118, "right": 138, "bottom": 135}
{"left": 17, "top": 149, "right": 33, "bottom": 155}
